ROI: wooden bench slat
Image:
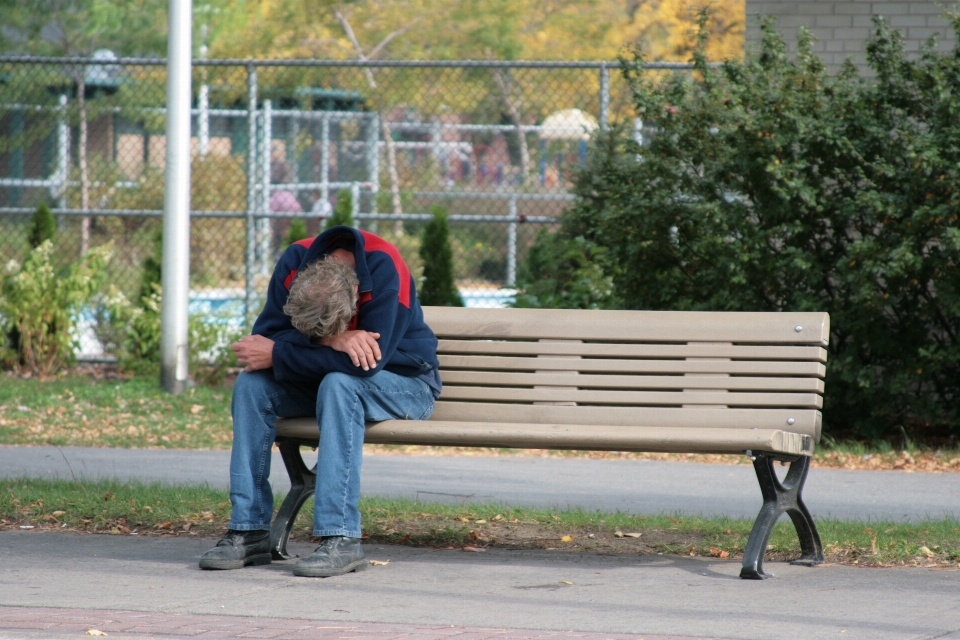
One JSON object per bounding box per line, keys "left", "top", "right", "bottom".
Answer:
{"left": 438, "top": 340, "right": 828, "bottom": 362}
{"left": 424, "top": 307, "right": 830, "bottom": 345}
{"left": 438, "top": 386, "right": 823, "bottom": 408}
{"left": 439, "top": 355, "right": 827, "bottom": 377}
{"left": 440, "top": 371, "right": 826, "bottom": 393}
{"left": 274, "top": 418, "right": 813, "bottom": 456}
{"left": 431, "top": 402, "right": 822, "bottom": 440}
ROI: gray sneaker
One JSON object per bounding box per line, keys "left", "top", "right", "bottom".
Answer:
{"left": 292, "top": 536, "right": 368, "bottom": 577}
{"left": 199, "top": 529, "right": 272, "bottom": 570}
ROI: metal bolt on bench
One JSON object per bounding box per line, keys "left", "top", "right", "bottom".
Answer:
{"left": 270, "top": 307, "right": 829, "bottom": 580}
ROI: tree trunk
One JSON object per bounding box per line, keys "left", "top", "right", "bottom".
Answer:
{"left": 493, "top": 68, "right": 530, "bottom": 185}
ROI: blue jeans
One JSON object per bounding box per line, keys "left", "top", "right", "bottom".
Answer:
{"left": 228, "top": 368, "right": 435, "bottom": 538}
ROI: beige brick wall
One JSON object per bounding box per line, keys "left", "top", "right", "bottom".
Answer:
{"left": 745, "top": 1, "right": 957, "bottom": 74}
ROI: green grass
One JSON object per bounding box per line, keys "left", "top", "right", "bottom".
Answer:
{"left": 3, "top": 374, "right": 960, "bottom": 471}
{"left": 0, "top": 374, "right": 233, "bottom": 449}
{"left": 3, "top": 478, "right": 958, "bottom": 568}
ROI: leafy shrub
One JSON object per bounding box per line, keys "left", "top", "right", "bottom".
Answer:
{"left": 557, "top": 17, "right": 960, "bottom": 440}
{"left": 104, "top": 285, "right": 242, "bottom": 385}
{"left": 419, "top": 205, "right": 464, "bottom": 307}
{"left": 1, "top": 241, "right": 111, "bottom": 376}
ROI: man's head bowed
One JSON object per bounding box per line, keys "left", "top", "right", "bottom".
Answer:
{"left": 283, "top": 256, "right": 359, "bottom": 340}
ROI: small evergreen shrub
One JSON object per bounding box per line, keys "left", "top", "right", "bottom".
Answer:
{"left": 513, "top": 230, "right": 616, "bottom": 309}
{"left": 139, "top": 225, "right": 162, "bottom": 308}
{"left": 418, "top": 205, "right": 464, "bottom": 307}
{"left": 28, "top": 202, "right": 56, "bottom": 249}
{"left": 325, "top": 189, "right": 355, "bottom": 229}
{"left": 285, "top": 218, "right": 309, "bottom": 246}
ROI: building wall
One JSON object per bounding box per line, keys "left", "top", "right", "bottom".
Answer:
{"left": 745, "top": 1, "right": 957, "bottom": 74}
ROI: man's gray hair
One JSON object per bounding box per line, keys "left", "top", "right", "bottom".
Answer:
{"left": 283, "top": 257, "right": 359, "bottom": 340}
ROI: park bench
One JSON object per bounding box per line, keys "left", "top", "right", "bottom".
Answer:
{"left": 271, "top": 307, "right": 829, "bottom": 579}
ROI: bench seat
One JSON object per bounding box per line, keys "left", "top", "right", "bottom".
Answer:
{"left": 270, "top": 306, "right": 830, "bottom": 580}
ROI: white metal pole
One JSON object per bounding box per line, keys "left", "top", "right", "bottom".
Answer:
{"left": 160, "top": 0, "right": 193, "bottom": 394}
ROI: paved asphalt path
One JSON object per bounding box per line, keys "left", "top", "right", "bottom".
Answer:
{"left": 2, "top": 531, "right": 960, "bottom": 640}
{"left": 2, "top": 445, "right": 958, "bottom": 522}
{"left": 2, "top": 445, "right": 960, "bottom": 639}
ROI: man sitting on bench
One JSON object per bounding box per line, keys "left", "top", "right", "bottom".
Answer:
{"left": 199, "top": 226, "right": 442, "bottom": 577}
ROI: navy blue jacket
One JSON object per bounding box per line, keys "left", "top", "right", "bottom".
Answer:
{"left": 252, "top": 226, "right": 441, "bottom": 392}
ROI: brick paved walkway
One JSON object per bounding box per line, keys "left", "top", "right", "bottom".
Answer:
{"left": 0, "top": 607, "right": 717, "bottom": 640}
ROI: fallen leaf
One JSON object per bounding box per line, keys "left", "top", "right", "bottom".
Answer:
{"left": 457, "top": 517, "right": 470, "bottom": 523}
{"left": 560, "top": 535, "right": 574, "bottom": 543}
{"left": 474, "top": 520, "right": 487, "bottom": 524}
{"left": 623, "top": 532, "right": 642, "bottom": 538}
{"left": 181, "top": 523, "right": 192, "bottom": 532}
{"left": 509, "top": 518, "right": 519, "bottom": 523}
{"left": 559, "top": 580, "right": 572, "bottom": 585}
{"left": 920, "top": 546, "right": 935, "bottom": 558}
{"left": 86, "top": 630, "right": 107, "bottom": 636}
{"left": 468, "top": 530, "right": 480, "bottom": 541}
{"left": 614, "top": 530, "right": 624, "bottom": 538}
{"left": 666, "top": 516, "right": 679, "bottom": 524}
{"left": 369, "top": 560, "right": 390, "bottom": 566}
{"left": 492, "top": 514, "right": 504, "bottom": 521}
{"left": 102, "top": 492, "right": 115, "bottom": 502}
{"left": 51, "top": 510, "right": 66, "bottom": 517}
{"left": 708, "top": 547, "right": 730, "bottom": 559}
{"left": 463, "top": 545, "right": 486, "bottom": 552}
{"left": 190, "top": 404, "right": 204, "bottom": 414}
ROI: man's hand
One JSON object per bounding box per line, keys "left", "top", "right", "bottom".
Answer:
{"left": 320, "top": 330, "right": 382, "bottom": 371}
{"left": 232, "top": 334, "right": 275, "bottom": 372}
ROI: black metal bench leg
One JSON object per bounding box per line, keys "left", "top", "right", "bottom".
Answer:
{"left": 740, "top": 453, "right": 824, "bottom": 580}
{"left": 269, "top": 440, "right": 316, "bottom": 560}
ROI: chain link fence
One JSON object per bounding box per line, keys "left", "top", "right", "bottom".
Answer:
{"left": 0, "top": 57, "right": 683, "bottom": 323}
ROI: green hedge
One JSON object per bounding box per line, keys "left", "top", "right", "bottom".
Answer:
{"left": 525, "top": 17, "right": 960, "bottom": 441}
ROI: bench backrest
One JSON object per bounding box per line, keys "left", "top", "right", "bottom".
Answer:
{"left": 423, "top": 307, "right": 828, "bottom": 448}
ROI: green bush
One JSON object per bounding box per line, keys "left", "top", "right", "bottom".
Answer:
{"left": 1, "top": 241, "right": 111, "bottom": 376}
{"left": 549, "top": 16, "right": 960, "bottom": 440}
{"left": 418, "top": 205, "right": 463, "bottom": 307}
{"left": 28, "top": 202, "right": 56, "bottom": 249}
{"left": 325, "top": 189, "right": 355, "bottom": 229}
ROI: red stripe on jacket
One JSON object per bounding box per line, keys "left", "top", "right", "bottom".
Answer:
{"left": 360, "top": 230, "right": 411, "bottom": 308}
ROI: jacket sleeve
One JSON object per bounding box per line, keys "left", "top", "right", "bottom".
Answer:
{"left": 251, "top": 245, "right": 302, "bottom": 337}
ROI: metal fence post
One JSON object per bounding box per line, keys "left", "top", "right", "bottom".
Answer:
{"left": 244, "top": 63, "right": 258, "bottom": 326}
{"left": 351, "top": 181, "right": 360, "bottom": 222}
{"left": 55, "top": 94, "right": 69, "bottom": 209}
{"left": 321, "top": 111, "right": 330, "bottom": 219}
{"left": 599, "top": 62, "right": 610, "bottom": 132}
{"left": 367, "top": 112, "right": 380, "bottom": 214}
{"left": 259, "top": 98, "right": 272, "bottom": 274}
{"left": 507, "top": 196, "right": 518, "bottom": 287}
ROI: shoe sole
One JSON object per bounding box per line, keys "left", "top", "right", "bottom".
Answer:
{"left": 292, "top": 558, "right": 369, "bottom": 578}
{"left": 199, "top": 553, "right": 272, "bottom": 570}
